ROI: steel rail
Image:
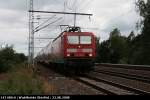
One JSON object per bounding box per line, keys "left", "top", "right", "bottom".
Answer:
{"left": 95, "top": 63, "right": 150, "bottom": 71}
{"left": 74, "top": 77, "right": 117, "bottom": 95}
{"left": 94, "top": 69, "right": 150, "bottom": 84}
{"left": 86, "top": 75, "right": 150, "bottom": 95}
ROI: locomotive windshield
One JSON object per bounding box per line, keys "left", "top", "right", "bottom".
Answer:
{"left": 67, "top": 35, "right": 92, "bottom": 45}
{"left": 80, "top": 36, "right": 92, "bottom": 44}
{"left": 67, "top": 36, "right": 79, "bottom": 44}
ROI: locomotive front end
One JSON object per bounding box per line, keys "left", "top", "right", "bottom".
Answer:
{"left": 64, "top": 33, "right": 96, "bottom": 59}
{"left": 63, "top": 31, "right": 96, "bottom": 72}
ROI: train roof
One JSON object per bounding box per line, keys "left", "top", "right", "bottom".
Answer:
{"left": 52, "top": 31, "right": 94, "bottom": 42}
{"left": 63, "top": 32, "right": 93, "bottom": 35}
{"left": 52, "top": 26, "right": 94, "bottom": 42}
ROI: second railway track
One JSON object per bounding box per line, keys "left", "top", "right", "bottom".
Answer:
{"left": 36, "top": 63, "right": 150, "bottom": 95}
{"left": 91, "top": 63, "right": 150, "bottom": 94}
{"left": 94, "top": 69, "right": 150, "bottom": 84}
{"left": 74, "top": 76, "right": 137, "bottom": 95}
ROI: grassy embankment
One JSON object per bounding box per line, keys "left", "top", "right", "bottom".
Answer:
{"left": 0, "top": 63, "right": 45, "bottom": 95}
{"left": 0, "top": 46, "right": 54, "bottom": 95}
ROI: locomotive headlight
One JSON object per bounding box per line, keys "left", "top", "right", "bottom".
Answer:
{"left": 89, "top": 54, "right": 92, "bottom": 57}
{"left": 67, "top": 54, "right": 70, "bottom": 57}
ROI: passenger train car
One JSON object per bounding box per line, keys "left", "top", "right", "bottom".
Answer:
{"left": 36, "top": 26, "right": 96, "bottom": 73}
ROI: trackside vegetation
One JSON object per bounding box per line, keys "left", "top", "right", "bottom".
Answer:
{"left": 0, "top": 64, "right": 44, "bottom": 95}
{"left": 0, "top": 46, "right": 44, "bottom": 95}
{"left": 0, "top": 46, "right": 27, "bottom": 72}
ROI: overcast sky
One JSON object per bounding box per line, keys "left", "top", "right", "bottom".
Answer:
{"left": 0, "top": 0, "right": 140, "bottom": 56}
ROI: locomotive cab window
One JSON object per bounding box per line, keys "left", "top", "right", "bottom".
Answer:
{"left": 67, "top": 36, "right": 79, "bottom": 44}
{"left": 80, "top": 36, "right": 92, "bottom": 44}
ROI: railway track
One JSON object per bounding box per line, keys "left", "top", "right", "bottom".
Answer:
{"left": 73, "top": 76, "right": 136, "bottom": 95}
{"left": 72, "top": 74, "right": 150, "bottom": 95}
{"left": 37, "top": 63, "right": 150, "bottom": 95}
{"left": 91, "top": 63, "right": 150, "bottom": 94}
{"left": 86, "top": 74, "right": 150, "bottom": 95}
{"left": 94, "top": 63, "right": 150, "bottom": 83}
{"left": 95, "top": 63, "right": 150, "bottom": 71}
{"left": 94, "top": 70, "right": 150, "bottom": 84}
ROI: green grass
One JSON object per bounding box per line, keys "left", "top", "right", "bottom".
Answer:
{"left": 0, "top": 64, "right": 44, "bottom": 95}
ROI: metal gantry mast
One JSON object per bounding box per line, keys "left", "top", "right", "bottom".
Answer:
{"left": 28, "top": 0, "right": 35, "bottom": 67}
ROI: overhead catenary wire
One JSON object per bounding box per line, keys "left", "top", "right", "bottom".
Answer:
{"left": 78, "top": 0, "right": 93, "bottom": 11}
{"left": 34, "top": 17, "right": 63, "bottom": 32}
{"left": 35, "top": 15, "right": 56, "bottom": 30}
{"left": 29, "top": 10, "right": 93, "bottom": 16}
{"left": 32, "top": 0, "right": 60, "bottom": 57}
{"left": 66, "top": 0, "right": 74, "bottom": 11}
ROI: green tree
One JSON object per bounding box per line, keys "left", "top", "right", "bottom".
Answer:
{"left": 0, "top": 46, "right": 15, "bottom": 72}
{"left": 0, "top": 46, "right": 27, "bottom": 72}
{"left": 98, "top": 40, "right": 111, "bottom": 63}
{"left": 95, "top": 37, "right": 101, "bottom": 62}
{"left": 135, "top": 0, "right": 150, "bottom": 65}
{"left": 97, "top": 28, "right": 129, "bottom": 64}
{"left": 109, "top": 28, "right": 128, "bottom": 64}
{"left": 127, "top": 31, "right": 135, "bottom": 42}
{"left": 109, "top": 28, "right": 121, "bottom": 38}
{"left": 14, "top": 53, "right": 27, "bottom": 64}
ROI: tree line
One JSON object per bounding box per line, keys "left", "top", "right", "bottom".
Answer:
{"left": 0, "top": 45, "right": 27, "bottom": 72}
{"left": 96, "top": 0, "right": 150, "bottom": 65}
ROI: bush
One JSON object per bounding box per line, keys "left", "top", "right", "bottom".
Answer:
{"left": 0, "top": 46, "right": 27, "bottom": 73}
{"left": 0, "top": 60, "right": 12, "bottom": 73}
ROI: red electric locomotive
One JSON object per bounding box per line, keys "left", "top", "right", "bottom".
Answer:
{"left": 36, "top": 26, "right": 96, "bottom": 73}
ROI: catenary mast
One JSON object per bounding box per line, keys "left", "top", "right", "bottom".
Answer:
{"left": 28, "top": 0, "right": 35, "bottom": 68}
